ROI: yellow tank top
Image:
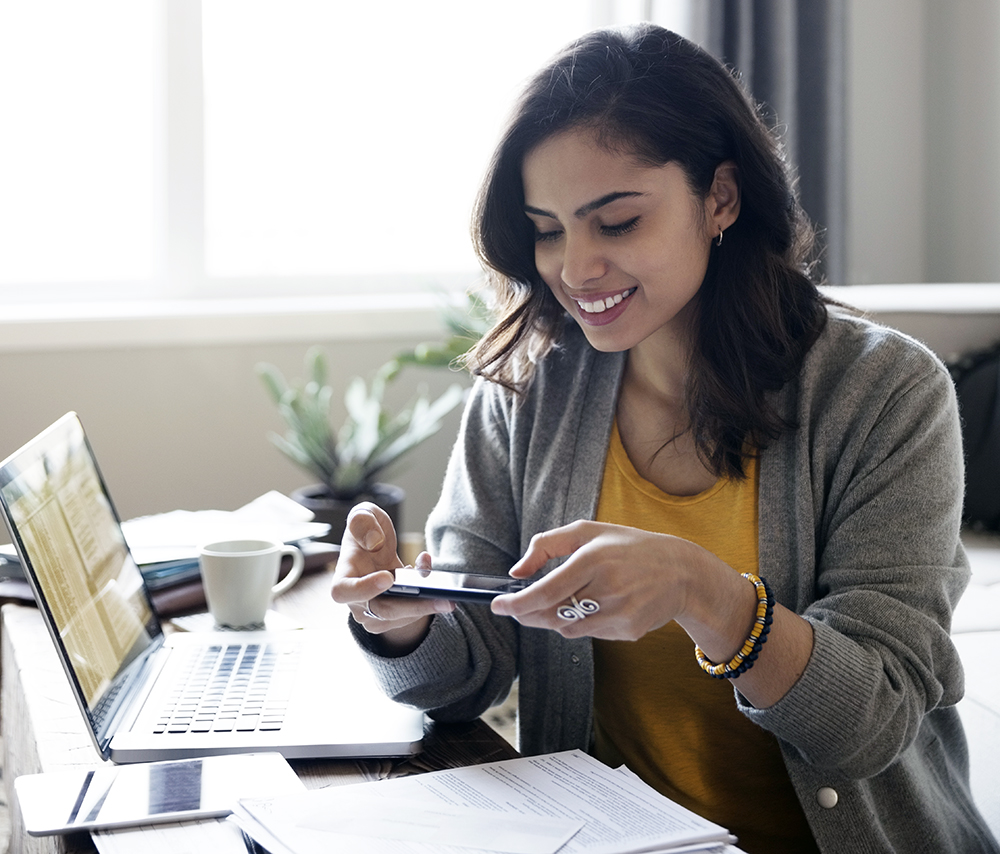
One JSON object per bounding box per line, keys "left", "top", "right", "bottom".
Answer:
{"left": 592, "top": 422, "right": 817, "bottom": 854}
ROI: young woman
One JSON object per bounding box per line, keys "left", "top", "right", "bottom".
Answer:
{"left": 331, "top": 23, "right": 998, "bottom": 853}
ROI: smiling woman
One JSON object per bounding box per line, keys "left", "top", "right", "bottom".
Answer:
{"left": 332, "top": 22, "right": 999, "bottom": 854}
{"left": 522, "top": 135, "right": 734, "bottom": 353}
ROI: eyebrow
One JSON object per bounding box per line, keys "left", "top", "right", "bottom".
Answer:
{"left": 524, "top": 191, "right": 647, "bottom": 220}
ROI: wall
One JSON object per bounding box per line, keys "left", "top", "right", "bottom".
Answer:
{"left": 0, "top": 287, "right": 996, "bottom": 553}
{"left": 0, "top": 314, "right": 469, "bottom": 540}
{"left": 846, "top": 0, "right": 1000, "bottom": 285}
{"left": 924, "top": 1, "right": 1000, "bottom": 282}
{"left": 831, "top": 284, "right": 1000, "bottom": 359}
{"left": 846, "top": 0, "right": 927, "bottom": 285}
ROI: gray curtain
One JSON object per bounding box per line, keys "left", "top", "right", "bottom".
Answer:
{"left": 701, "top": 0, "right": 847, "bottom": 285}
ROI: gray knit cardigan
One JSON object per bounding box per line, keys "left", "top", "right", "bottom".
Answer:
{"left": 352, "top": 311, "right": 999, "bottom": 853}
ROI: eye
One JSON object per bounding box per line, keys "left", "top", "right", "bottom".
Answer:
{"left": 534, "top": 228, "right": 563, "bottom": 244}
{"left": 600, "top": 216, "right": 640, "bottom": 237}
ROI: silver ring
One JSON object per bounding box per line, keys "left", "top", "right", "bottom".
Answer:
{"left": 362, "top": 602, "right": 384, "bottom": 621}
{"left": 557, "top": 595, "right": 600, "bottom": 621}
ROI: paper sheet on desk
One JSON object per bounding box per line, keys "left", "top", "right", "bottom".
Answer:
{"left": 92, "top": 816, "right": 249, "bottom": 854}
{"left": 239, "top": 791, "right": 581, "bottom": 854}
{"left": 89, "top": 818, "right": 744, "bottom": 854}
{"left": 122, "top": 490, "right": 330, "bottom": 563}
{"left": 234, "top": 750, "right": 736, "bottom": 854}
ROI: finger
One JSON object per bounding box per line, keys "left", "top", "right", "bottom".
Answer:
{"left": 343, "top": 502, "right": 396, "bottom": 555}
{"left": 335, "top": 504, "right": 403, "bottom": 595}
{"left": 508, "top": 522, "right": 593, "bottom": 578}
{"left": 492, "top": 566, "right": 596, "bottom": 619}
{"left": 349, "top": 594, "right": 453, "bottom": 633}
{"left": 330, "top": 568, "right": 396, "bottom": 606}
{"left": 371, "top": 594, "right": 455, "bottom": 621}
{"left": 494, "top": 593, "right": 604, "bottom": 637}
{"left": 348, "top": 601, "right": 422, "bottom": 634}
{"left": 410, "top": 551, "right": 434, "bottom": 578}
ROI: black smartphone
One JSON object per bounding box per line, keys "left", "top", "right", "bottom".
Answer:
{"left": 382, "top": 567, "right": 529, "bottom": 603}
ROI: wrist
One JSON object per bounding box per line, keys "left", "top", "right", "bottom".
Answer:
{"left": 695, "top": 573, "right": 774, "bottom": 678}
{"left": 369, "top": 615, "right": 433, "bottom": 658}
{"left": 675, "top": 545, "right": 759, "bottom": 663}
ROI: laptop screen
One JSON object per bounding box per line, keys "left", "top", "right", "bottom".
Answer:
{"left": 0, "top": 413, "right": 160, "bottom": 724}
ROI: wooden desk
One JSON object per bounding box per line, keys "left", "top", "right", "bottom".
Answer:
{"left": 1, "top": 568, "right": 517, "bottom": 854}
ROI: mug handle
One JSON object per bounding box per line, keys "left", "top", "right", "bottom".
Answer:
{"left": 271, "top": 545, "right": 305, "bottom": 596}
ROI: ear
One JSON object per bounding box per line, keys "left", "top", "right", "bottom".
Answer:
{"left": 705, "top": 160, "right": 740, "bottom": 236}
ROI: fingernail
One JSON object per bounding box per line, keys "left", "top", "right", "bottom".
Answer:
{"left": 363, "top": 530, "right": 383, "bottom": 550}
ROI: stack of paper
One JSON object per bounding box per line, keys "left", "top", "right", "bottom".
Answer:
{"left": 122, "top": 490, "right": 330, "bottom": 567}
{"left": 0, "top": 490, "right": 333, "bottom": 609}
{"left": 120, "top": 490, "right": 333, "bottom": 614}
{"left": 234, "top": 750, "right": 745, "bottom": 854}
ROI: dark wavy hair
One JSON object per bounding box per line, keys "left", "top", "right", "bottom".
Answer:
{"left": 467, "top": 23, "right": 828, "bottom": 478}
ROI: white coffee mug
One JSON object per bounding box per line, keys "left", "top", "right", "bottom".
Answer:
{"left": 199, "top": 538, "right": 305, "bottom": 629}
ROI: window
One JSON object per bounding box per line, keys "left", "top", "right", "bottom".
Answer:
{"left": 0, "top": 1, "right": 158, "bottom": 298}
{"left": 0, "top": 1, "right": 692, "bottom": 305}
{"left": 201, "top": 0, "right": 593, "bottom": 287}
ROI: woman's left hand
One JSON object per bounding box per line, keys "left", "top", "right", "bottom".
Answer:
{"left": 495, "top": 520, "right": 814, "bottom": 710}
{"left": 490, "top": 520, "right": 717, "bottom": 640}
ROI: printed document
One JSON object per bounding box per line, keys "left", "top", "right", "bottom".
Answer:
{"left": 234, "top": 749, "right": 739, "bottom": 854}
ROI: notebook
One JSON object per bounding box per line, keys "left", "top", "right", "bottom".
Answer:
{"left": 0, "top": 412, "right": 424, "bottom": 764}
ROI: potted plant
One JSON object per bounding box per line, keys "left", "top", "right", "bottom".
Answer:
{"left": 381, "top": 289, "right": 494, "bottom": 376}
{"left": 257, "top": 346, "right": 465, "bottom": 544}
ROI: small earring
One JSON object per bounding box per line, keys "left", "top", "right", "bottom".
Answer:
{"left": 716, "top": 226, "right": 724, "bottom": 247}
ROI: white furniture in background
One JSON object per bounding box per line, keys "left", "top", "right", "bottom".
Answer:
{"left": 954, "top": 532, "right": 1000, "bottom": 840}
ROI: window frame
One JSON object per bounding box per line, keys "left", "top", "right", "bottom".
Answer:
{"left": 0, "top": 0, "right": 695, "bottom": 310}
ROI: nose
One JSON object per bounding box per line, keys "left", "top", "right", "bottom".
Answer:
{"left": 559, "top": 233, "right": 608, "bottom": 290}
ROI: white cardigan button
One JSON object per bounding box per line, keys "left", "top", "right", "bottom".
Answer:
{"left": 817, "top": 787, "right": 839, "bottom": 809}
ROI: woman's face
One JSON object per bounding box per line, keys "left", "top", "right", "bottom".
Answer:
{"left": 522, "top": 128, "right": 719, "bottom": 354}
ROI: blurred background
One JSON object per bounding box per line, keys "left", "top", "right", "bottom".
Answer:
{"left": 0, "top": 0, "right": 997, "bottom": 534}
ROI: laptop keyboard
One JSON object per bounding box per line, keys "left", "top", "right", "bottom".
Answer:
{"left": 91, "top": 676, "right": 128, "bottom": 734}
{"left": 153, "top": 640, "right": 301, "bottom": 735}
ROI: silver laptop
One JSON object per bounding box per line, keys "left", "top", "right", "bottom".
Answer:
{"left": 0, "top": 412, "right": 424, "bottom": 764}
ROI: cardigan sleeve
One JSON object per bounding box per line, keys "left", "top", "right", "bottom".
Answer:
{"left": 744, "top": 319, "right": 970, "bottom": 778}
{"left": 347, "top": 327, "right": 622, "bottom": 734}
{"left": 348, "top": 376, "right": 526, "bottom": 721}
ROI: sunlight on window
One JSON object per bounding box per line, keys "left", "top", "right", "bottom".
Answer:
{"left": 202, "top": 0, "right": 591, "bottom": 279}
{"left": 0, "top": 1, "right": 156, "bottom": 285}
{"left": 0, "top": 0, "right": 691, "bottom": 299}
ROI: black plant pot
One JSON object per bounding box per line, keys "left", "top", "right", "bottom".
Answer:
{"left": 290, "top": 482, "right": 405, "bottom": 545}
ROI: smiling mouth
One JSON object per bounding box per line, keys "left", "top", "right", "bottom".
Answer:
{"left": 575, "top": 287, "right": 637, "bottom": 314}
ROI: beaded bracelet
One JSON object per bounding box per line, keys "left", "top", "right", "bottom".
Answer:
{"left": 694, "top": 572, "right": 774, "bottom": 679}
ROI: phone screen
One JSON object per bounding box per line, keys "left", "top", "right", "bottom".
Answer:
{"left": 384, "top": 567, "right": 529, "bottom": 602}
{"left": 15, "top": 753, "right": 303, "bottom": 836}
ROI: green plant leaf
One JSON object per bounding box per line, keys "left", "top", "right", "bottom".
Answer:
{"left": 256, "top": 334, "right": 469, "bottom": 498}
{"left": 307, "top": 345, "right": 328, "bottom": 386}
{"left": 256, "top": 362, "right": 289, "bottom": 404}
{"left": 364, "top": 383, "right": 465, "bottom": 479}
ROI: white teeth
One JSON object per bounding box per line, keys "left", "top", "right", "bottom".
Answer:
{"left": 577, "top": 288, "right": 634, "bottom": 314}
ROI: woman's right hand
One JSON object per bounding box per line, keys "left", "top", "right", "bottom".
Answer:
{"left": 331, "top": 502, "right": 454, "bottom": 655}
